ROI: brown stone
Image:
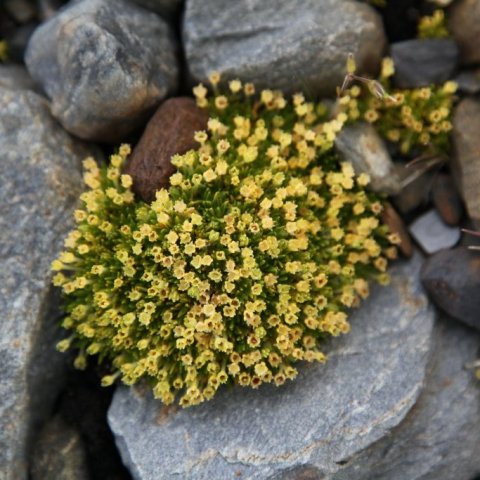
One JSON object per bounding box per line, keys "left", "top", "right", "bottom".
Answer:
{"left": 452, "top": 98, "right": 480, "bottom": 229}
{"left": 382, "top": 202, "right": 413, "bottom": 258}
{"left": 125, "top": 97, "right": 208, "bottom": 202}
{"left": 449, "top": 0, "right": 480, "bottom": 65}
{"left": 431, "top": 173, "right": 463, "bottom": 226}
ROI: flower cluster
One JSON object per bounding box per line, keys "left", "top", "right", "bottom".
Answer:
{"left": 343, "top": 57, "right": 457, "bottom": 156}
{"left": 417, "top": 9, "right": 450, "bottom": 39}
{"left": 52, "top": 78, "right": 397, "bottom": 407}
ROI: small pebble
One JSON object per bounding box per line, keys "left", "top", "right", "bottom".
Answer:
{"left": 409, "top": 209, "right": 460, "bottom": 255}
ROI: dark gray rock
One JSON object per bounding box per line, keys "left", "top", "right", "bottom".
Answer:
{"left": 25, "top": 0, "right": 179, "bottom": 142}
{"left": 449, "top": 0, "right": 480, "bottom": 65}
{"left": 334, "top": 315, "right": 480, "bottom": 480}
{"left": 421, "top": 247, "right": 480, "bottom": 331}
{"left": 392, "top": 171, "right": 433, "bottom": 214}
{"left": 452, "top": 97, "right": 480, "bottom": 229}
{"left": 409, "top": 209, "right": 460, "bottom": 255}
{"left": 454, "top": 69, "right": 480, "bottom": 94}
{"left": 0, "top": 86, "right": 99, "bottom": 480}
{"left": 108, "top": 254, "right": 434, "bottom": 479}
{"left": 183, "top": 0, "right": 386, "bottom": 96}
{"left": 31, "top": 415, "right": 89, "bottom": 480}
{"left": 390, "top": 39, "right": 459, "bottom": 89}
{"left": 130, "top": 0, "right": 183, "bottom": 17}
{"left": 335, "top": 122, "right": 401, "bottom": 195}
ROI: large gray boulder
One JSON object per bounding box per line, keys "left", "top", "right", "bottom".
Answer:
{"left": 0, "top": 86, "right": 99, "bottom": 480}
{"left": 183, "top": 0, "right": 386, "bottom": 96}
{"left": 25, "top": 0, "right": 179, "bottom": 142}
{"left": 108, "top": 254, "right": 435, "bottom": 479}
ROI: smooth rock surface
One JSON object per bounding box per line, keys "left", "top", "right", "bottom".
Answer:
{"left": 183, "top": 0, "right": 386, "bottom": 96}
{"left": 125, "top": 97, "right": 208, "bottom": 203}
{"left": 0, "top": 65, "right": 37, "bottom": 92}
{"left": 454, "top": 69, "right": 480, "bottom": 94}
{"left": 109, "top": 254, "right": 434, "bottom": 479}
{"left": 452, "top": 97, "right": 480, "bottom": 229}
{"left": 334, "top": 315, "right": 480, "bottom": 480}
{"left": 449, "top": 0, "right": 480, "bottom": 65}
{"left": 390, "top": 39, "right": 459, "bottom": 88}
{"left": 31, "top": 415, "right": 89, "bottom": 480}
{"left": 421, "top": 247, "right": 480, "bottom": 331}
{"left": 392, "top": 171, "right": 433, "bottom": 214}
{"left": 431, "top": 173, "right": 463, "bottom": 226}
{"left": 25, "top": 0, "right": 179, "bottom": 142}
{"left": 335, "top": 122, "right": 401, "bottom": 195}
{"left": 0, "top": 86, "right": 98, "bottom": 480}
{"left": 409, "top": 209, "right": 460, "bottom": 255}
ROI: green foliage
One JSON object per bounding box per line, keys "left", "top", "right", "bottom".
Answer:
{"left": 417, "top": 9, "right": 450, "bottom": 39}
{"left": 343, "top": 57, "right": 457, "bottom": 156}
{"left": 52, "top": 79, "right": 398, "bottom": 407}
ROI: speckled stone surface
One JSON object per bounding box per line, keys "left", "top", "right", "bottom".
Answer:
{"left": 25, "top": 0, "right": 179, "bottom": 142}
{"left": 0, "top": 86, "right": 99, "bottom": 480}
{"left": 183, "top": 0, "right": 386, "bottom": 97}
{"left": 109, "top": 254, "right": 434, "bottom": 479}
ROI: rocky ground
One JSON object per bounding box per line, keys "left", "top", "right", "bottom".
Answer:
{"left": 1, "top": 0, "right": 480, "bottom": 479}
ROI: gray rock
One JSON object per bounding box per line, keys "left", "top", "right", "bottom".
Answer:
{"left": 421, "top": 247, "right": 480, "bottom": 332}
{"left": 25, "top": 0, "right": 179, "bottom": 142}
{"left": 31, "top": 415, "right": 89, "bottom": 480}
{"left": 454, "top": 69, "right": 480, "bottom": 95}
{"left": 390, "top": 39, "right": 459, "bottom": 89}
{"left": 108, "top": 254, "right": 434, "bottom": 479}
{"left": 333, "top": 315, "right": 480, "bottom": 480}
{"left": 409, "top": 209, "right": 460, "bottom": 255}
{"left": 449, "top": 0, "right": 480, "bottom": 65}
{"left": 452, "top": 97, "right": 480, "bottom": 229}
{"left": 335, "top": 122, "right": 401, "bottom": 195}
{"left": 130, "top": 0, "right": 183, "bottom": 17}
{"left": 0, "top": 65, "right": 37, "bottom": 92}
{"left": 0, "top": 86, "right": 99, "bottom": 480}
{"left": 183, "top": 0, "right": 386, "bottom": 96}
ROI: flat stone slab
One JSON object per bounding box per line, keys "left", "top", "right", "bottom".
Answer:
{"left": 109, "top": 254, "right": 434, "bottom": 479}
{"left": 0, "top": 86, "right": 99, "bottom": 480}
